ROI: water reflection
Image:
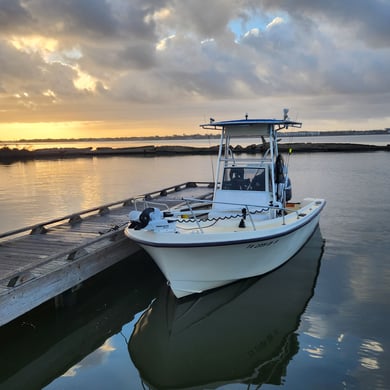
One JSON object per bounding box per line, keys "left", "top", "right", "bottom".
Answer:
{"left": 60, "top": 339, "right": 117, "bottom": 379}
{"left": 129, "top": 227, "right": 325, "bottom": 389}
{"left": 0, "top": 253, "right": 164, "bottom": 390}
{"left": 359, "top": 339, "right": 384, "bottom": 370}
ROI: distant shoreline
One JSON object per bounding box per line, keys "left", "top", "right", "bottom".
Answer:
{"left": 1, "top": 141, "right": 389, "bottom": 162}
{"left": 0, "top": 129, "right": 389, "bottom": 144}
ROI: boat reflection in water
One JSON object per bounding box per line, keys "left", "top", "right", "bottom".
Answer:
{"left": 129, "top": 227, "right": 325, "bottom": 389}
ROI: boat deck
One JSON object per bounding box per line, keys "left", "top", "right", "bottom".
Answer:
{"left": 0, "top": 182, "right": 213, "bottom": 326}
{"left": 174, "top": 199, "right": 323, "bottom": 235}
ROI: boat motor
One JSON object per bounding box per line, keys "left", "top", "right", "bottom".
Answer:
{"left": 129, "top": 208, "right": 172, "bottom": 231}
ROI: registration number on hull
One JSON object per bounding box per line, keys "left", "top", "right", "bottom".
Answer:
{"left": 246, "top": 239, "right": 279, "bottom": 249}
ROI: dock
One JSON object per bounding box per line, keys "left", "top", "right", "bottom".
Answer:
{"left": 0, "top": 181, "right": 213, "bottom": 327}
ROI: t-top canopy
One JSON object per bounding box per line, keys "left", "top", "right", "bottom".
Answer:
{"left": 201, "top": 118, "right": 302, "bottom": 137}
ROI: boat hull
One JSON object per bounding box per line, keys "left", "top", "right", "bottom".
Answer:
{"left": 126, "top": 201, "right": 324, "bottom": 298}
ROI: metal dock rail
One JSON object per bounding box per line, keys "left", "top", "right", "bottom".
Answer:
{"left": 0, "top": 181, "right": 213, "bottom": 327}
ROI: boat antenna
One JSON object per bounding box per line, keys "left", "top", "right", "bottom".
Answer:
{"left": 281, "top": 108, "right": 294, "bottom": 205}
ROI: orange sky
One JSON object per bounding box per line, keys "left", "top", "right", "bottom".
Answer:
{"left": 0, "top": 121, "right": 187, "bottom": 141}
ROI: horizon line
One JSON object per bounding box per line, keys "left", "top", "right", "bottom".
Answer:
{"left": 0, "top": 129, "right": 388, "bottom": 143}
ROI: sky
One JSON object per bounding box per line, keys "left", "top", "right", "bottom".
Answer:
{"left": 0, "top": 0, "right": 389, "bottom": 140}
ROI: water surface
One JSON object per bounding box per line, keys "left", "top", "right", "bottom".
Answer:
{"left": 0, "top": 149, "right": 389, "bottom": 389}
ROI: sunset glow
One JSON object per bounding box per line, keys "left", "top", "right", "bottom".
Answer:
{"left": 0, "top": 121, "right": 191, "bottom": 141}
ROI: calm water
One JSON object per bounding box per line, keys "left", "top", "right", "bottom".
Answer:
{"left": 0, "top": 144, "right": 389, "bottom": 389}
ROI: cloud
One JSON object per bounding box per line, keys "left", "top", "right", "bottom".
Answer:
{"left": 26, "top": 0, "right": 118, "bottom": 40}
{"left": 0, "top": 0, "right": 34, "bottom": 34}
{"left": 0, "top": 0, "right": 389, "bottom": 138}
{"left": 259, "top": 0, "right": 390, "bottom": 48}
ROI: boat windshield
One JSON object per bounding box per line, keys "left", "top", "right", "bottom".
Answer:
{"left": 222, "top": 167, "right": 267, "bottom": 191}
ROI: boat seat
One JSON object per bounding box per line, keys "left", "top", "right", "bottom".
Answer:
{"left": 211, "top": 189, "right": 271, "bottom": 212}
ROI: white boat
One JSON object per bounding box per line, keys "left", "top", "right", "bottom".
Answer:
{"left": 125, "top": 109, "right": 326, "bottom": 298}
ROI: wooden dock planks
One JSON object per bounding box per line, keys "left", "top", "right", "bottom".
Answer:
{"left": 0, "top": 182, "right": 213, "bottom": 326}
